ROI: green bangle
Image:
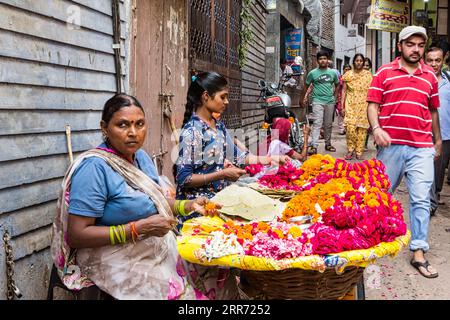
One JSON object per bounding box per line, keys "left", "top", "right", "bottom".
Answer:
{"left": 109, "top": 226, "right": 116, "bottom": 245}
{"left": 174, "top": 200, "right": 181, "bottom": 216}
{"left": 112, "top": 226, "right": 121, "bottom": 244}
{"left": 179, "top": 200, "right": 188, "bottom": 216}
{"left": 119, "top": 225, "right": 126, "bottom": 244}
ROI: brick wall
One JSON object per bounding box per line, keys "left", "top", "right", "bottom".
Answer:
{"left": 320, "top": 0, "right": 335, "bottom": 53}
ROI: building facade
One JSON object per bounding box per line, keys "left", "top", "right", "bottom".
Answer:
{"left": 334, "top": 0, "right": 367, "bottom": 73}
{"left": 342, "top": 0, "right": 449, "bottom": 71}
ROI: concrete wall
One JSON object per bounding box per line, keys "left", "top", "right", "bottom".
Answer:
{"left": 334, "top": 0, "right": 366, "bottom": 73}
{"left": 0, "top": 0, "right": 130, "bottom": 299}
{"left": 382, "top": 31, "right": 393, "bottom": 66}
{"left": 278, "top": 0, "right": 305, "bottom": 27}
{"left": 266, "top": 11, "right": 282, "bottom": 83}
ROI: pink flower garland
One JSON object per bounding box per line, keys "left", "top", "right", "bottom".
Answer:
{"left": 219, "top": 157, "right": 408, "bottom": 259}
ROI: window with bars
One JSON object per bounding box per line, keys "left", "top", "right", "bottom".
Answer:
{"left": 358, "top": 24, "right": 365, "bottom": 37}
{"left": 340, "top": 13, "right": 348, "bottom": 27}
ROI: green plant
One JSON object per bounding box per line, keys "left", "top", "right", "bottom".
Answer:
{"left": 238, "top": 0, "right": 255, "bottom": 69}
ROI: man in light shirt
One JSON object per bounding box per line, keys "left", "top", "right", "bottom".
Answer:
{"left": 426, "top": 47, "right": 450, "bottom": 215}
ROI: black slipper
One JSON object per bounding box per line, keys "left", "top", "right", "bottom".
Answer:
{"left": 410, "top": 259, "right": 438, "bottom": 278}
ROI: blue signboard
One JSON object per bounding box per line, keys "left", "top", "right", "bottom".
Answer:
{"left": 285, "top": 28, "right": 302, "bottom": 63}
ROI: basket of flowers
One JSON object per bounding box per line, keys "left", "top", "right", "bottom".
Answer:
{"left": 177, "top": 155, "right": 410, "bottom": 300}
{"left": 246, "top": 154, "right": 336, "bottom": 200}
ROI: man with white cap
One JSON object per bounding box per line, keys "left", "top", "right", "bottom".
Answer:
{"left": 367, "top": 26, "right": 442, "bottom": 278}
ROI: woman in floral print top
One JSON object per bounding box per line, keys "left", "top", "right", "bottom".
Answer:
{"left": 176, "top": 71, "right": 289, "bottom": 222}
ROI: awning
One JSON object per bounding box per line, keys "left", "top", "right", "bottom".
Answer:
{"left": 341, "top": 0, "right": 371, "bottom": 24}
{"left": 293, "top": 0, "right": 305, "bottom": 13}
{"left": 352, "top": 0, "right": 371, "bottom": 24}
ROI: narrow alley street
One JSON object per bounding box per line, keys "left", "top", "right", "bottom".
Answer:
{"left": 1, "top": 0, "right": 450, "bottom": 301}
{"left": 321, "top": 124, "right": 450, "bottom": 300}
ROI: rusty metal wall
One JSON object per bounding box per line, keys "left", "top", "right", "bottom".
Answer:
{"left": 129, "top": 0, "right": 189, "bottom": 179}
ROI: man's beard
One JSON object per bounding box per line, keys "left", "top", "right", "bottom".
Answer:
{"left": 402, "top": 52, "right": 422, "bottom": 64}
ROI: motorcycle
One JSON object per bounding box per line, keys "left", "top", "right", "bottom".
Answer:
{"left": 257, "top": 74, "right": 309, "bottom": 154}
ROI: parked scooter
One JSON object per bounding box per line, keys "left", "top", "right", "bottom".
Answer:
{"left": 257, "top": 74, "right": 308, "bottom": 154}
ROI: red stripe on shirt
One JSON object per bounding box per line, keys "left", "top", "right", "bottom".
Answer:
{"left": 367, "top": 57, "right": 439, "bottom": 147}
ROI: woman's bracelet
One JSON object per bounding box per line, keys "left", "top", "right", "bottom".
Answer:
{"left": 130, "top": 222, "right": 139, "bottom": 244}
{"left": 372, "top": 125, "right": 381, "bottom": 132}
{"left": 109, "top": 226, "right": 116, "bottom": 245}
{"left": 174, "top": 200, "right": 189, "bottom": 216}
{"left": 109, "top": 225, "right": 127, "bottom": 245}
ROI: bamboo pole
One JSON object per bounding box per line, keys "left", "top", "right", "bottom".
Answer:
{"left": 65, "top": 124, "right": 74, "bottom": 164}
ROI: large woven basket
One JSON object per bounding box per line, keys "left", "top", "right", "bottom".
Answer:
{"left": 240, "top": 266, "right": 364, "bottom": 300}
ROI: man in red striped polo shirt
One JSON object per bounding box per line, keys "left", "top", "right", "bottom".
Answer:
{"left": 367, "top": 26, "right": 442, "bottom": 279}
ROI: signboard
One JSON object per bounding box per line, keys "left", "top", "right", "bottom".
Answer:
{"left": 266, "top": 46, "right": 275, "bottom": 53}
{"left": 368, "top": 0, "right": 409, "bottom": 33}
{"left": 348, "top": 29, "right": 357, "bottom": 37}
{"left": 285, "top": 28, "right": 302, "bottom": 62}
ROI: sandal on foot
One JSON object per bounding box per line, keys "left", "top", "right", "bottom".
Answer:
{"left": 308, "top": 146, "right": 317, "bottom": 155}
{"left": 410, "top": 259, "right": 439, "bottom": 278}
{"left": 345, "top": 152, "right": 354, "bottom": 160}
{"left": 355, "top": 154, "right": 364, "bottom": 160}
{"left": 325, "top": 145, "right": 336, "bottom": 152}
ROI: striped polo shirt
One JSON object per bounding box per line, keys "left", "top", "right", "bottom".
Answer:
{"left": 367, "top": 57, "right": 440, "bottom": 148}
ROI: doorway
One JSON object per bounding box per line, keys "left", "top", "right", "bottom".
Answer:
{"left": 130, "top": 0, "right": 189, "bottom": 177}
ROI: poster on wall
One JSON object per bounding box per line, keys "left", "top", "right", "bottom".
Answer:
{"left": 285, "top": 28, "right": 302, "bottom": 63}
{"left": 368, "top": 0, "right": 409, "bottom": 33}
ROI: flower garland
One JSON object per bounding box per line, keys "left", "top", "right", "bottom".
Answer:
{"left": 198, "top": 155, "right": 407, "bottom": 260}
{"left": 282, "top": 178, "right": 355, "bottom": 221}
{"left": 257, "top": 162, "right": 304, "bottom": 191}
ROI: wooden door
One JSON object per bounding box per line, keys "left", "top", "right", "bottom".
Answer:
{"left": 130, "top": 0, "right": 189, "bottom": 178}
{"left": 189, "top": 0, "right": 242, "bottom": 129}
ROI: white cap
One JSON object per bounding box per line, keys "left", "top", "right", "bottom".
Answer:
{"left": 398, "top": 26, "right": 428, "bottom": 42}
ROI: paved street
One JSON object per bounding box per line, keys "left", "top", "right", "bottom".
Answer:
{"left": 318, "top": 123, "right": 450, "bottom": 300}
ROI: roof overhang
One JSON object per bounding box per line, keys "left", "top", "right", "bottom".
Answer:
{"left": 341, "top": 0, "right": 371, "bottom": 24}
{"left": 292, "top": 0, "right": 305, "bottom": 13}
{"left": 341, "top": 0, "right": 355, "bottom": 14}
{"left": 351, "top": 0, "right": 371, "bottom": 24}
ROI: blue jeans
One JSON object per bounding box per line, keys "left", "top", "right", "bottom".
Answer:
{"left": 377, "top": 145, "right": 435, "bottom": 252}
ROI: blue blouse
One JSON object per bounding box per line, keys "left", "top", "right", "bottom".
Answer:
{"left": 68, "top": 143, "right": 160, "bottom": 226}
{"left": 176, "top": 114, "right": 248, "bottom": 207}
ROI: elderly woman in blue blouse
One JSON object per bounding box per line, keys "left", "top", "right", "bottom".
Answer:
{"left": 51, "top": 94, "right": 219, "bottom": 300}
{"left": 176, "top": 72, "right": 289, "bottom": 219}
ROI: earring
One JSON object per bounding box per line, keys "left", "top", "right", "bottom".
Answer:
{"left": 102, "top": 132, "right": 108, "bottom": 142}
